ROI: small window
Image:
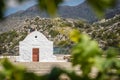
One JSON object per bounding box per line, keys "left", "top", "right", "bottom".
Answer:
{"left": 35, "top": 36, "right": 37, "bottom": 38}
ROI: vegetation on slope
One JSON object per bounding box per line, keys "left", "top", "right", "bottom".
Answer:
{"left": 0, "top": 14, "right": 120, "bottom": 55}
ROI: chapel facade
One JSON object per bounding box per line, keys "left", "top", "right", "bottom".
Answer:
{"left": 16, "top": 31, "right": 57, "bottom": 62}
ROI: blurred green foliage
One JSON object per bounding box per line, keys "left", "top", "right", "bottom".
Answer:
{"left": 0, "top": 0, "right": 5, "bottom": 19}
{"left": 0, "top": 0, "right": 119, "bottom": 80}
{"left": 87, "top": 0, "right": 117, "bottom": 17}
{"left": 70, "top": 30, "right": 120, "bottom": 80}
{"left": 38, "top": 0, "right": 63, "bottom": 16}
{"left": 0, "top": 32, "right": 120, "bottom": 80}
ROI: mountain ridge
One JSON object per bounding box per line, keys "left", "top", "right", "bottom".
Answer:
{"left": 0, "top": 1, "right": 120, "bottom": 33}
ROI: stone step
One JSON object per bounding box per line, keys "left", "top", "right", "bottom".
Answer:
{"left": 28, "top": 69, "right": 51, "bottom": 74}
{"left": 13, "top": 62, "right": 72, "bottom": 75}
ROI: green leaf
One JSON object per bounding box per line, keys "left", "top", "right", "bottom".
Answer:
{"left": 23, "top": 72, "right": 40, "bottom": 80}
{"left": 38, "top": 0, "right": 63, "bottom": 16}
{"left": 1, "top": 58, "right": 15, "bottom": 70}
{"left": 48, "top": 67, "right": 63, "bottom": 80}
{"left": 69, "top": 29, "right": 80, "bottom": 43}
{"left": 105, "top": 47, "right": 119, "bottom": 58}
{"left": 0, "top": 72, "right": 6, "bottom": 80}
{"left": 0, "top": 0, "right": 5, "bottom": 19}
{"left": 87, "top": 0, "right": 117, "bottom": 17}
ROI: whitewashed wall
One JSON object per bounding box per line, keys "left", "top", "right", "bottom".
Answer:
{"left": 16, "top": 31, "right": 57, "bottom": 62}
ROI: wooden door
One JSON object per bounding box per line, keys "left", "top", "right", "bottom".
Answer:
{"left": 32, "top": 48, "right": 39, "bottom": 62}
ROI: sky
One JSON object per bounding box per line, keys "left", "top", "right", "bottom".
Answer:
{"left": 5, "top": 0, "right": 85, "bottom": 16}
{"left": 63, "top": 0, "right": 85, "bottom": 6}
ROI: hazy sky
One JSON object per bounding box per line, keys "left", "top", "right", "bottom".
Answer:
{"left": 63, "top": 0, "right": 85, "bottom": 6}
{"left": 5, "top": 0, "right": 85, "bottom": 16}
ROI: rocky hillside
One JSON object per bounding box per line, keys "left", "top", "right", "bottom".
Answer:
{"left": 0, "top": 17, "right": 83, "bottom": 55}
{"left": 91, "top": 15, "right": 120, "bottom": 49}
{"left": 0, "top": 15, "right": 120, "bottom": 55}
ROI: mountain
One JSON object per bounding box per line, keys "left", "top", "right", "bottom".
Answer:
{"left": 105, "top": 0, "right": 120, "bottom": 18}
{"left": 7, "top": 0, "right": 120, "bottom": 21}
{"left": 6, "top": 1, "right": 98, "bottom": 22}
{"left": 0, "top": 2, "right": 96, "bottom": 33}
{"left": 0, "top": 1, "right": 120, "bottom": 33}
{"left": 4, "top": 2, "right": 97, "bottom": 22}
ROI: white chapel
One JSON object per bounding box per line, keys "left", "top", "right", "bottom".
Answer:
{"left": 16, "top": 30, "right": 57, "bottom": 62}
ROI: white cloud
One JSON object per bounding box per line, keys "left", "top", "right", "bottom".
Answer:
{"left": 6, "top": 0, "right": 19, "bottom": 7}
